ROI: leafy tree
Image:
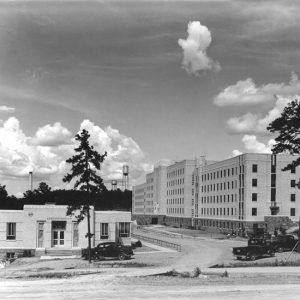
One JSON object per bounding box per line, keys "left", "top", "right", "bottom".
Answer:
{"left": 63, "top": 129, "right": 107, "bottom": 262}
{"left": 37, "top": 182, "right": 52, "bottom": 194}
{"left": 23, "top": 182, "right": 52, "bottom": 204}
{"left": 267, "top": 99, "right": 300, "bottom": 171}
{"left": 0, "top": 184, "right": 8, "bottom": 200}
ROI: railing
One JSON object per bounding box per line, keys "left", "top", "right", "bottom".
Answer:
{"left": 132, "top": 233, "right": 182, "bottom": 251}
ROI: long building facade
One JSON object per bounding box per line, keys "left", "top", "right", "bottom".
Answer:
{"left": 0, "top": 204, "right": 132, "bottom": 259}
{"left": 132, "top": 153, "right": 300, "bottom": 234}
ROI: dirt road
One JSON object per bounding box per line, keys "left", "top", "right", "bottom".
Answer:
{"left": 1, "top": 273, "right": 300, "bottom": 300}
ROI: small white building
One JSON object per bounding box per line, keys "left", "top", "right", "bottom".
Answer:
{"left": 0, "top": 204, "right": 131, "bottom": 259}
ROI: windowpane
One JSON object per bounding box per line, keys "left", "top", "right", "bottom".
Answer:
{"left": 291, "top": 194, "right": 296, "bottom": 202}
{"left": 6, "top": 223, "right": 16, "bottom": 240}
{"left": 252, "top": 193, "right": 257, "bottom": 201}
{"left": 291, "top": 180, "right": 296, "bottom": 188}
{"left": 271, "top": 174, "right": 276, "bottom": 187}
{"left": 291, "top": 208, "right": 296, "bottom": 216}
{"left": 37, "top": 222, "right": 44, "bottom": 248}
{"left": 100, "top": 223, "right": 109, "bottom": 239}
{"left": 252, "top": 164, "right": 258, "bottom": 173}
{"left": 252, "top": 208, "right": 257, "bottom": 216}
{"left": 252, "top": 178, "right": 257, "bottom": 187}
{"left": 73, "top": 222, "right": 79, "bottom": 247}
{"left": 119, "top": 222, "right": 130, "bottom": 237}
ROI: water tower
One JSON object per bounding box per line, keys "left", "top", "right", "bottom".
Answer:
{"left": 111, "top": 180, "right": 118, "bottom": 191}
{"left": 122, "top": 165, "right": 129, "bottom": 191}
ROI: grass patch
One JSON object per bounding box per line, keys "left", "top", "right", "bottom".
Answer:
{"left": 211, "top": 259, "right": 300, "bottom": 268}
{"left": 28, "top": 272, "right": 74, "bottom": 279}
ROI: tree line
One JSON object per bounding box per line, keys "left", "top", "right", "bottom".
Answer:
{"left": 0, "top": 182, "right": 132, "bottom": 211}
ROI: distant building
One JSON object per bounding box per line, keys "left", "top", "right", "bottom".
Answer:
{"left": 0, "top": 204, "right": 131, "bottom": 259}
{"left": 132, "top": 154, "right": 300, "bottom": 234}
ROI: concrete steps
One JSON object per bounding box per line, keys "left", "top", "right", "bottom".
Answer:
{"left": 45, "top": 249, "right": 82, "bottom": 256}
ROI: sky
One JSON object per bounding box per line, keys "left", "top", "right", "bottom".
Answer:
{"left": 1, "top": 0, "right": 300, "bottom": 196}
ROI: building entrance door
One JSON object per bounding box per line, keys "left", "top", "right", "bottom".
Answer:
{"left": 52, "top": 221, "right": 66, "bottom": 247}
{"left": 53, "top": 230, "right": 65, "bottom": 246}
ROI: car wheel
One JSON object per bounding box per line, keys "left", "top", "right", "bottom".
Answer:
{"left": 248, "top": 254, "right": 256, "bottom": 261}
{"left": 118, "top": 253, "right": 126, "bottom": 261}
{"left": 277, "top": 247, "right": 283, "bottom": 253}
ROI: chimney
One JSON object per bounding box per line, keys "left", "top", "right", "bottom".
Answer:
{"left": 29, "top": 171, "right": 33, "bottom": 191}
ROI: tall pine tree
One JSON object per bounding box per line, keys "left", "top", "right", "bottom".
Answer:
{"left": 63, "top": 129, "right": 107, "bottom": 262}
{"left": 267, "top": 99, "right": 300, "bottom": 171}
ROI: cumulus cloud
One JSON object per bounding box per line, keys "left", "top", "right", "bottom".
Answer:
{"left": 227, "top": 95, "right": 294, "bottom": 134}
{"left": 231, "top": 149, "right": 243, "bottom": 157}
{"left": 214, "top": 72, "right": 300, "bottom": 106}
{"left": 0, "top": 117, "right": 65, "bottom": 179}
{"left": 0, "top": 105, "right": 15, "bottom": 113}
{"left": 0, "top": 117, "right": 151, "bottom": 192}
{"left": 242, "top": 135, "right": 275, "bottom": 153}
{"left": 231, "top": 135, "right": 276, "bottom": 157}
{"left": 178, "top": 21, "right": 221, "bottom": 76}
{"left": 79, "top": 120, "right": 152, "bottom": 184}
{"left": 30, "top": 122, "right": 72, "bottom": 146}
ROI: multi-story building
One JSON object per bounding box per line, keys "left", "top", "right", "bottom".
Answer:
{"left": 132, "top": 157, "right": 206, "bottom": 226}
{"left": 196, "top": 153, "right": 300, "bottom": 233}
{"left": 132, "top": 183, "right": 146, "bottom": 215}
{"left": 132, "top": 153, "right": 300, "bottom": 234}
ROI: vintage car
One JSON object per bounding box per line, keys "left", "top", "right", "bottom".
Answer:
{"left": 248, "top": 234, "right": 298, "bottom": 253}
{"left": 233, "top": 245, "right": 275, "bottom": 261}
{"left": 82, "top": 242, "right": 133, "bottom": 261}
{"left": 272, "top": 235, "right": 298, "bottom": 252}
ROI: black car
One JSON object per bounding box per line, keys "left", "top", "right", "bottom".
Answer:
{"left": 83, "top": 242, "right": 133, "bottom": 261}
{"left": 233, "top": 245, "right": 275, "bottom": 261}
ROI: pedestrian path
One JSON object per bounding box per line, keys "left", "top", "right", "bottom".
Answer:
{"left": 134, "top": 241, "right": 177, "bottom": 254}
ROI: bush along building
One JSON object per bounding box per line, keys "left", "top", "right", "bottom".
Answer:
{"left": 0, "top": 204, "right": 131, "bottom": 259}
{"left": 132, "top": 153, "right": 300, "bottom": 235}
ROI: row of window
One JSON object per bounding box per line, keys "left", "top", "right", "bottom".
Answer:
{"left": 202, "top": 165, "right": 244, "bottom": 182}
{"left": 6, "top": 222, "right": 131, "bottom": 241}
{"left": 146, "top": 185, "right": 153, "bottom": 191}
{"left": 250, "top": 208, "right": 296, "bottom": 217}
{"left": 167, "top": 178, "right": 184, "bottom": 187}
{"left": 202, "top": 194, "right": 237, "bottom": 204}
{"left": 167, "top": 198, "right": 184, "bottom": 205}
{"left": 202, "top": 181, "right": 238, "bottom": 193}
{"left": 146, "top": 178, "right": 154, "bottom": 184}
{"left": 167, "top": 168, "right": 185, "bottom": 178}
{"left": 251, "top": 193, "right": 297, "bottom": 202}
{"left": 167, "top": 207, "right": 185, "bottom": 215}
{"left": 202, "top": 164, "right": 296, "bottom": 183}
{"left": 202, "top": 207, "right": 237, "bottom": 216}
{"left": 167, "top": 188, "right": 184, "bottom": 196}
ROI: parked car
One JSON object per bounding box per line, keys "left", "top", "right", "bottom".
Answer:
{"left": 272, "top": 235, "right": 299, "bottom": 252}
{"left": 131, "top": 239, "right": 142, "bottom": 249}
{"left": 82, "top": 242, "right": 133, "bottom": 261}
{"left": 233, "top": 245, "right": 275, "bottom": 261}
{"left": 248, "top": 234, "right": 298, "bottom": 253}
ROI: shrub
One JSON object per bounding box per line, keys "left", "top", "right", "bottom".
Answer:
{"left": 191, "top": 267, "right": 201, "bottom": 278}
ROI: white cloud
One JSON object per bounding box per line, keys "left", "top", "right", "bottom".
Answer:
{"left": 30, "top": 122, "right": 72, "bottom": 146}
{"left": 178, "top": 21, "right": 221, "bottom": 76}
{"left": 227, "top": 95, "right": 294, "bottom": 134}
{"left": 242, "top": 135, "right": 275, "bottom": 153}
{"left": 0, "top": 105, "right": 15, "bottom": 113}
{"left": 0, "top": 117, "right": 63, "bottom": 179}
{"left": 214, "top": 72, "right": 300, "bottom": 106}
{"left": 0, "top": 117, "right": 152, "bottom": 193}
{"left": 231, "top": 149, "right": 243, "bottom": 157}
{"left": 79, "top": 120, "right": 152, "bottom": 185}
